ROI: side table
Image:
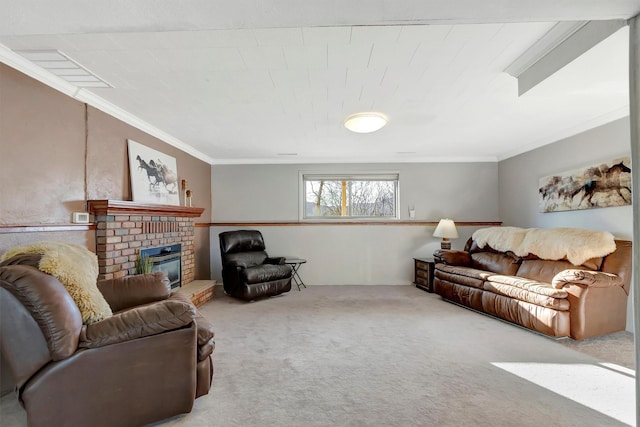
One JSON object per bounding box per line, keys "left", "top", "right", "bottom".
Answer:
{"left": 414, "top": 258, "right": 435, "bottom": 293}
{"left": 284, "top": 258, "right": 307, "bottom": 291}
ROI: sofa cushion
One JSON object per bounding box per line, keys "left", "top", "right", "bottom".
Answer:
{"left": 520, "top": 253, "right": 603, "bottom": 271}
{"left": 486, "top": 275, "right": 568, "bottom": 298}
{"left": 484, "top": 281, "right": 570, "bottom": 310}
{"left": 471, "top": 252, "right": 521, "bottom": 276}
{"left": 515, "top": 259, "right": 591, "bottom": 284}
{"left": 98, "top": 272, "right": 171, "bottom": 313}
{"left": 434, "top": 265, "right": 491, "bottom": 289}
{"left": 576, "top": 257, "right": 603, "bottom": 271}
{"left": 552, "top": 269, "right": 623, "bottom": 289}
{"left": 219, "top": 230, "right": 265, "bottom": 253}
{"left": 224, "top": 251, "right": 268, "bottom": 268}
{"left": 79, "top": 299, "right": 195, "bottom": 349}
{"left": 242, "top": 264, "right": 291, "bottom": 284}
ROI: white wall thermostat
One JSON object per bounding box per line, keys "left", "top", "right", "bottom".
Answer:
{"left": 72, "top": 212, "right": 90, "bottom": 224}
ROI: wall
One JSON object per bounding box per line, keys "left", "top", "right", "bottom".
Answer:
{"left": 498, "top": 117, "right": 634, "bottom": 330}
{"left": 210, "top": 162, "right": 499, "bottom": 285}
{"left": 0, "top": 63, "right": 212, "bottom": 279}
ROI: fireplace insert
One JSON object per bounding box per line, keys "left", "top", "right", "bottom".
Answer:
{"left": 140, "top": 243, "right": 182, "bottom": 289}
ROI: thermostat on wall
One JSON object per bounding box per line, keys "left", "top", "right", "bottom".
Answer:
{"left": 72, "top": 212, "right": 90, "bottom": 224}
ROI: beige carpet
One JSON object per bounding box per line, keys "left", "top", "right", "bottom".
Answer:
{"left": 1, "top": 285, "right": 636, "bottom": 426}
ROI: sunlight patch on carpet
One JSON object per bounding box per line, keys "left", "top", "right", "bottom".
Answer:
{"left": 492, "top": 362, "right": 635, "bottom": 426}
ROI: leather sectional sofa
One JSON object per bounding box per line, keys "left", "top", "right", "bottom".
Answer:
{"left": 433, "top": 227, "right": 632, "bottom": 340}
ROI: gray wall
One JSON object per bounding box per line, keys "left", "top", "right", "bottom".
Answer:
{"left": 498, "top": 117, "right": 634, "bottom": 330}
{"left": 211, "top": 162, "right": 499, "bottom": 285}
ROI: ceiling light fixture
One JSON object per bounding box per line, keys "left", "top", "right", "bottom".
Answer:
{"left": 343, "top": 112, "right": 388, "bottom": 133}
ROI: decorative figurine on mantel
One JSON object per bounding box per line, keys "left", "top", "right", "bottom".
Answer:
{"left": 186, "top": 190, "right": 192, "bottom": 207}
{"left": 182, "top": 179, "right": 188, "bottom": 206}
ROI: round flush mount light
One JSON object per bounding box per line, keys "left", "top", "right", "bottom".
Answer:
{"left": 343, "top": 112, "right": 388, "bottom": 133}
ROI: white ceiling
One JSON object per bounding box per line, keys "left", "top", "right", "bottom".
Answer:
{"left": 1, "top": 1, "right": 638, "bottom": 164}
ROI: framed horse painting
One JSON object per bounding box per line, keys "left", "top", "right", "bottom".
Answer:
{"left": 538, "top": 157, "right": 631, "bottom": 213}
{"left": 127, "top": 139, "right": 180, "bottom": 206}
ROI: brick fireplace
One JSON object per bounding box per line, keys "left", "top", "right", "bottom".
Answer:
{"left": 87, "top": 200, "right": 204, "bottom": 284}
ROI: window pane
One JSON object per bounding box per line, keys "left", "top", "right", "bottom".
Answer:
{"left": 349, "top": 180, "right": 396, "bottom": 217}
{"left": 305, "top": 180, "right": 342, "bottom": 217}
{"left": 304, "top": 175, "right": 398, "bottom": 219}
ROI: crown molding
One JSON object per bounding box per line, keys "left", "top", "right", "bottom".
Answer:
{"left": 74, "top": 89, "right": 214, "bottom": 164}
{"left": 209, "top": 155, "right": 499, "bottom": 165}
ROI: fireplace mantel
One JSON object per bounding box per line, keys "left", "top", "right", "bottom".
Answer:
{"left": 88, "top": 200, "right": 204, "bottom": 218}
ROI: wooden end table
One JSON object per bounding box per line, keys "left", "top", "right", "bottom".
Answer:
{"left": 413, "top": 257, "right": 435, "bottom": 293}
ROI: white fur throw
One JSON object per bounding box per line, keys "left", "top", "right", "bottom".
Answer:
{"left": 472, "top": 227, "right": 616, "bottom": 266}
{"left": 1, "top": 241, "right": 112, "bottom": 324}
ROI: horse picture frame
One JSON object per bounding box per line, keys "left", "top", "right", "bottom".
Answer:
{"left": 538, "top": 156, "right": 631, "bottom": 213}
{"left": 127, "top": 139, "right": 180, "bottom": 206}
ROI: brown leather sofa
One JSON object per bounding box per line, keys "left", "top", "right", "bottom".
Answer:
{"left": 0, "top": 254, "right": 215, "bottom": 427}
{"left": 433, "top": 236, "right": 632, "bottom": 340}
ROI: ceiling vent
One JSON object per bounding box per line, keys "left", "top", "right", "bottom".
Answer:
{"left": 15, "top": 50, "right": 112, "bottom": 88}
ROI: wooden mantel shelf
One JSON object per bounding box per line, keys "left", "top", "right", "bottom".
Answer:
{"left": 87, "top": 200, "right": 204, "bottom": 218}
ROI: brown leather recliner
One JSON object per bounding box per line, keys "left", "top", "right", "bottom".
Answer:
{"left": 0, "top": 254, "right": 215, "bottom": 427}
{"left": 219, "top": 230, "right": 292, "bottom": 301}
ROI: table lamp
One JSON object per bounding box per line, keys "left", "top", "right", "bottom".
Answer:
{"left": 433, "top": 218, "right": 458, "bottom": 249}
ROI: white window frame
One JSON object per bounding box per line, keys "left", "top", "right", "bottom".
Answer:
{"left": 299, "top": 170, "right": 400, "bottom": 221}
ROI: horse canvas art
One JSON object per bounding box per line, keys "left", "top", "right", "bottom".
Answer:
{"left": 127, "top": 139, "right": 180, "bottom": 205}
{"left": 538, "top": 157, "right": 632, "bottom": 213}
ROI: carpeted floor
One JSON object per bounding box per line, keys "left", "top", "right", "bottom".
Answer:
{"left": 1, "top": 285, "right": 636, "bottom": 426}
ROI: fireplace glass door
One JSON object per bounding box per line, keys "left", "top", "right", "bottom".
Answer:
{"left": 140, "top": 243, "right": 182, "bottom": 289}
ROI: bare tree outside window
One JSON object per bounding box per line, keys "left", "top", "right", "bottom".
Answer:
{"left": 303, "top": 174, "right": 398, "bottom": 219}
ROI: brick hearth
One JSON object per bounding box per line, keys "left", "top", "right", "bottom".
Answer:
{"left": 88, "top": 200, "right": 204, "bottom": 284}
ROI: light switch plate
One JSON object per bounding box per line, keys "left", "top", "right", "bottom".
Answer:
{"left": 72, "top": 212, "right": 90, "bottom": 224}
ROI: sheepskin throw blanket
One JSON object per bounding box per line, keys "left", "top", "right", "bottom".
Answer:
{"left": 1, "top": 241, "right": 112, "bottom": 324}
{"left": 472, "top": 227, "right": 616, "bottom": 266}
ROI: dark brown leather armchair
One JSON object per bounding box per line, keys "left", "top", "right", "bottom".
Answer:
{"left": 0, "top": 254, "right": 214, "bottom": 427}
{"left": 219, "top": 230, "right": 292, "bottom": 300}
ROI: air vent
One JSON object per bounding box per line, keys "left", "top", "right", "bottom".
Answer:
{"left": 15, "top": 50, "right": 112, "bottom": 88}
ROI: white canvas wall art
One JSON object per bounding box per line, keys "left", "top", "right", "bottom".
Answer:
{"left": 127, "top": 139, "right": 180, "bottom": 206}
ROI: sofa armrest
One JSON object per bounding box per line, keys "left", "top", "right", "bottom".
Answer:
{"left": 226, "top": 260, "right": 248, "bottom": 269}
{"left": 169, "top": 293, "right": 215, "bottom": 345}
{"left": 265, "top": 257, "right": 285, "bottom": 265}
{"left": 433, "top": 250, "right": 471, "bottom": 266}
{"left": 169, "top": 293, "right": 215, "bottom": 360}
{"left": 97, "top": 272, "right": 171, "bottom": 312}
{"left": 78, "top": 299, "right": 195, "bottom": 349}
{"left": 551, "top": 269, "right": 623, "bottom": 289}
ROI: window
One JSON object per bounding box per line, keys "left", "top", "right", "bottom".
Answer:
{"left": 302, "top": 173, "right": 399, "bottom": 219}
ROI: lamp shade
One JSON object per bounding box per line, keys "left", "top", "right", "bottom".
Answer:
{"left": 433, "top": 219, "right": 458, "bottom": 239}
